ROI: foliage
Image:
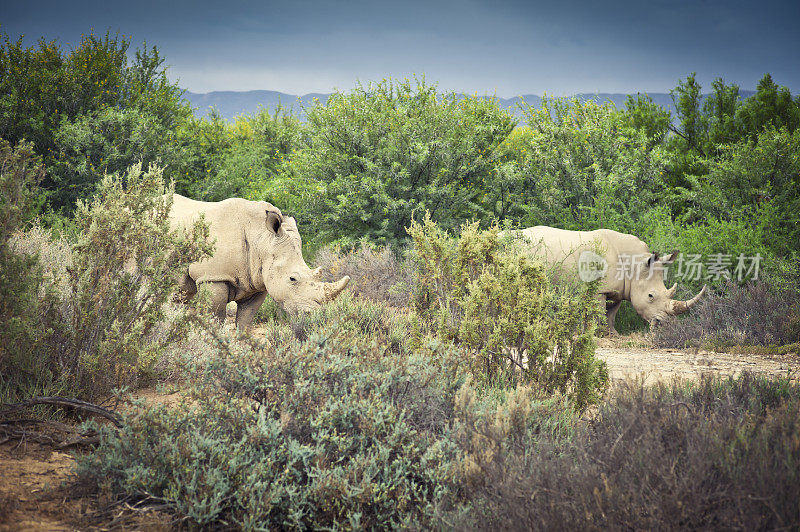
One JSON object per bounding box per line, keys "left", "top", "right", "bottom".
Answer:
{"left": 448, "top": 373, "right": 800, "bottom": 530}
{"left": 314, "top": 244, "right": 414, "bottom": 307}
{"left": 48, "top": 106, "right": 184, "bottom": 208}
{"left": 80, "top": 328, "right": 800, "bottom": 529}
{"left": 46, "top": 164, "right": 212, "bottom": 400}
{"left": 682, "top": 127, "right": 800, "bottom": 256}
{"left": 652, "top": 278, "right": 800, "bottom": 349}
{"left": 289, "top": 78, "right": 517, "bottom": 248}
{"left": 176, "top": 106, "right": 303, "bottom": 202}
{"left": 506, "top": 97, "right": 667, "bottom": 232}
{"left": 2, "top": 162, "right": 212, "bottom": 402}
{"left": 0, "top": 31, "right": 190, "bottom": 212}
{"left": 0, "top": 139, "right": 57, "bottom": 399}
{"left": 78, "top": 309, "right": 467, "bottom": 529}
{"left": 408, "top": 214, "right": 608, "bottom": 409}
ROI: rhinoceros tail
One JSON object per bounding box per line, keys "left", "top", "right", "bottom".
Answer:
{"left": 669, "top": 284, "right": 707, "bottom": 315}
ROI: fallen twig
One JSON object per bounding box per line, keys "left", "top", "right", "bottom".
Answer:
{"left": 1, "top": 396, "right": 123, "bottom": 428}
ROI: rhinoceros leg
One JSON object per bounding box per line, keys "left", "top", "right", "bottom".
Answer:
{"left": 606, "top": 299, "right": 622, "bottom": 336}
{"left": 235, "top": 292, "right": 268, "bottom": 332}
{"left": 199, "top": 281, "right": 231, "bottom": 323}
{"left": 177, "top": 273, "right": 197, "bottom": 302}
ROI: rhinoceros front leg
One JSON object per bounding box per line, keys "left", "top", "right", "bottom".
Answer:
{"left": 198, "top": 281, "right": 231, "bottom": 323}
{"left": 606, "top": 299, "right": 622, "bottom": 336}
{"left": 235, "top": 292, "right": 268, "bottom": 332}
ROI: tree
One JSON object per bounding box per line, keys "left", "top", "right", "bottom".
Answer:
{"left": 736, "top": 74, "right": 800, "bottom": 138}
{"left": 0, "top": 31, "right": 191, "bottom": 212}
{"left": 670, "top": 73, "right": 706, "bottom": 156}
{"left": 290, "top": 78, "right": 516, "bottom": 248}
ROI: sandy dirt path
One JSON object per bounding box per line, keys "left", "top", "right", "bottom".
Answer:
{"left": 597, "top": 343, "right": 799, "bottom": 385}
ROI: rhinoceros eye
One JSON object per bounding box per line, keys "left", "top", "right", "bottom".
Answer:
{"left": 648, "top": 293, "right": 655, "bottom": 300}
{"left": 290, "top": 276, "right": 298, "bottom": 283}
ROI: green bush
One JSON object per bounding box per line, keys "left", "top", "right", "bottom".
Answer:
{"left": 505, "top": 97, "right": 667, "bottom": 232}
{"left": 78, "top": 311, "right": 468, "bottom": 529}
{"left": 0, "top": 31, "right": 190, "bottom": 212}
{"left": 408, "top": 214, "right": 608, "bottom": 409}
{"left": 288, "top": 78, "right": 516, "bottom": 248}
{"left": 176, "top": 107, "right": 303, "bottom": 202}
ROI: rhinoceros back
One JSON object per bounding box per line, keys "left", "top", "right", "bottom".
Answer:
{"left": 517, "top": 226, "right": 650, "bottom": 296}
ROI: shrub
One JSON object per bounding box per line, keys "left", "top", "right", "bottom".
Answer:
{"left": 290, "top": 77, "right": 517, "bottom": 248}
{"left": 2, "top": 160, "right": 213, "bottom": 402}
{"left": 0, "top": 31, "right": 190, "bottom": 212}
{"left": 78, "top": 314, "right": 467, "bottom": 529}
{"left": 0, "top": 139, "right": 59, "bottom": 400}
{"left": 448, "top": 373, "right": 800, "bottom": 530}
{"left": 408, "top": 214, "right": 608, "bottom": 410}
{"left": 652, "top": 278, "right": 800, "bottom": 349}
{"left": 314, "top": 244, "right": 414, "bottom": 307}
{"left": 42, "top": 163, "right": 212, "bottom": 400}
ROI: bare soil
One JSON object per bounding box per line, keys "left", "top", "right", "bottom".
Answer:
{"left": 596, "top": 334, "right": 800, "bottom": 385}
{"left": 2, "top": 337, "right": 798, "bottom": 530}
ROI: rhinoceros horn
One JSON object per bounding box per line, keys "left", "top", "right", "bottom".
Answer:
{"left": 324, "top": 276, "right": 351, "bottom": 301}
{"left": 669, "top": 285, "right": 708, "bottom": 315}
{"left": 667, "top": 283, "right": 677, "bottom": 298}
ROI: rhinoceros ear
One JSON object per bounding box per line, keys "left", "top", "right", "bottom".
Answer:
{"left": 266, "top": 210, "right": 283, "bottom": 235}
{"left": 646, "top": 252, "right": 659, "bottom": 269}
{"left": 661, "top": 251, "right": 679, "bottom": 265}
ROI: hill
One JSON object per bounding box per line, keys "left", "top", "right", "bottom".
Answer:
{"left": 182, "top": 89, "right": 756, "bottom": 121}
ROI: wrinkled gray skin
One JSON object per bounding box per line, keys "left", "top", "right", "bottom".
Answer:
{"left": 169, "top": 194, "right": 350, "bottom": 330}
{"left": 516, "top": 226, "right": 707, "bottom": 334}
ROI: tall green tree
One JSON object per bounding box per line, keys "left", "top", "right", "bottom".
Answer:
{"left": 0, "top": 31, "right": 191, "bottom": 212}
{"left": 736, "top": 74, "right": 800, "bottom": 138}
{"left": 288, "top": 78, "right": 516, "bottom": 248}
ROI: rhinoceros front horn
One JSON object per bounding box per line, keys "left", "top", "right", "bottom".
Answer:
{"left": 323, "top": 276, "right": 351, "bottom": 302}
{"left": 669, "top": 285, "right": 708, "bottom": 315}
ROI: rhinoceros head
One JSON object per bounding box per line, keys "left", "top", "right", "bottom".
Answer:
{"left": 258, "top": 211, "right": 349, "bottom": 313}
{"left": 629, "top": 251, "right": 707, "bottom": 326}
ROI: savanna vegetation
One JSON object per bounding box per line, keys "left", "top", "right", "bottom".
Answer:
{"left": 1, "top": 30, "right": 800, "bottom": 529}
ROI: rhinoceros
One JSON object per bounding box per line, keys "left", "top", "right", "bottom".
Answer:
{"left": 515, "top": 226, "right": 706, "bottom": 334}
{"left": 169, "top": 194, "right": 350, "bottom": 330}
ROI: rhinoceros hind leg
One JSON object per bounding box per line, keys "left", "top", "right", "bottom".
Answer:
{"left": 177, "top": 274, "right": 197, "bottom": 302}
{"left": 198, "top": 281, "right": 231, "bottom": 323}
{"left": 606, "top": 299, "right": 622, "bottom": 336}
{"left": 235, "top": 292, "right": 268, "bottom": 332}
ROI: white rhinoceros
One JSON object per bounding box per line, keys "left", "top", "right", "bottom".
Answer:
{"left": 169, "top": 194, "right": 350, "bottom": 330}
{"left": 515, "top": 226, "right": 706, "bottom": 334}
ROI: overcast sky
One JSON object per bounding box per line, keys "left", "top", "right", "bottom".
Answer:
{"left": 4, "top": 0, "right": 799, "bottom": 97}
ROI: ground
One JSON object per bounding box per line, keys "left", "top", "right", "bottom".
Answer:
{"left": 597, "top": 334, "right": 798, "bottom": 385}
{"left": 1, "top": 336, "right": 798, "bottom": 531}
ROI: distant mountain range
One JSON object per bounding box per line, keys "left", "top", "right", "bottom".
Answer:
{"left": 183, "top": 89, "right": 757, "bottom": 122}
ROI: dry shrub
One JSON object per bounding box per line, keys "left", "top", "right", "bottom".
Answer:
{"left": 449, "top": 372, "right": 800, "bottom": 530}
{"left": 652, "top": 280, "right": 800, "bottom": 349}
{"left": 1, "top": 154, "right": 213, "bottom": 402}
{"left": 314, "top": 245, "right": 413, "bottom": 306}
{"left": 79, "top": 303, "right": 467, "bottom": 529}
{"left": 10, "top": 223, "right": 72, "bottom": 291}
